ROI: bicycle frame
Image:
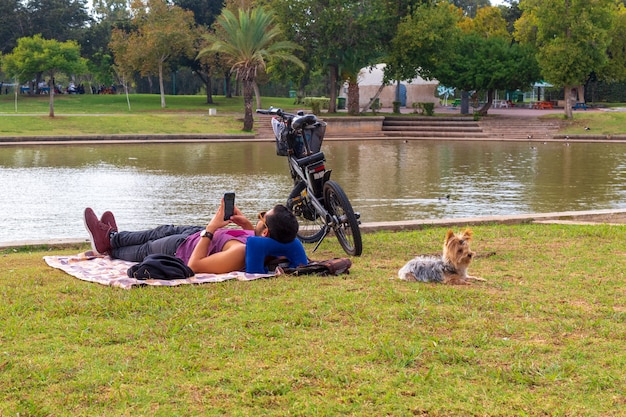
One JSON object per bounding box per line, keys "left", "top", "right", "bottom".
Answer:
{"left": 288, "top": 151, "right": 333, "bottom": 224}
{"left": 257, "top": 106, "right": 363, "bottom": 256}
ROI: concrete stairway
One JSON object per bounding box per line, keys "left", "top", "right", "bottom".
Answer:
{"left": 255, "top": 114, "right": 563, "bottom": 141}
{"left": 255, "top": 114, "right": 277, "bottom": 141}
{"left": 478, "top": 116, "right": 562, "bottom": 141}
{"left": 382, "top": 116, "right": 487, "bottom": 140}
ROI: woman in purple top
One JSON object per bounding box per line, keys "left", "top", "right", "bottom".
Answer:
{"left": 83, "top": 199, "right": 304, "bottom": 274}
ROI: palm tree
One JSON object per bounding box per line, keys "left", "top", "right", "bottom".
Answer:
{"left": 198, "top": 7, "right": 304, "bottom": 131}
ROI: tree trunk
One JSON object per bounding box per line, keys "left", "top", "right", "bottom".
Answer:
{"left": 48, "top": 74, "right": 55, "bottom": 117}
{"left": 328, "top": 64, "right": 338, "bottom": 113}
{"left": 564, "top": 85, "right": 573, "bottom": 119}
{"left": 253, "top": 81, "right": 262, "bottom": 110}
{"left": 224, "top": 71, "right": 232, "bottom": 98}
{"left": 242, "top": 78, "right": 254, "bottom": 131}
{"left": 158, "top": 62, "right": 166, "bottom": 108}
{"left": 477, "top": 89, "right": 494, "bottom": 116}
{"left": 460, "top": 90, "right": 470, "bottom": 115}
{"left": 193, "top": 66, "right": 213, "bottom": 104}
{"left": 206, "top": 77, "right": 213, "bottom": 104}
{"left": 577, "top": 84, "right": 585, "bottom": 102}
{"left": 361, "top": 84, "right": 385, "bottom": 113}
{"left": 347, "top": 79, "right": 360, "bottom": 116}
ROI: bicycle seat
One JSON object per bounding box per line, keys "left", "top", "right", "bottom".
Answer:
{"left": 295, "top": 151, "right": 325, "bottom": 167}
{"left": 292, "top": 114, "right": 317, "bottom": 130}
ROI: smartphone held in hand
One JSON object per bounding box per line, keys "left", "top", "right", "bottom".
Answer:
{"left": 223, "top": 192, "right": 235, "bottom": 220}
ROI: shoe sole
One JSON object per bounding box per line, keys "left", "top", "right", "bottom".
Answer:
{"left": 83, "top": 208, "right": 102, "bottom": 255}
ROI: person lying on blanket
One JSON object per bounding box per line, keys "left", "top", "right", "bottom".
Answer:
{"left": 83, "top": 200, "right": 308, "bottom": 274}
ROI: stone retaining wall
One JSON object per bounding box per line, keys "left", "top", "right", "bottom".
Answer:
{"left": 322, "top": 116, "right": 384, "bottom": 136}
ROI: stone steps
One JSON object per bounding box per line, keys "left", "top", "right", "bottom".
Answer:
{"left": 478, "top": 116, "right": 562, "bottom": 141}
{"left": 382, "top": 116, "right": 487, "bottom": 140}
{"left": 255, "top": 114, "right": 563, "bottom": 141}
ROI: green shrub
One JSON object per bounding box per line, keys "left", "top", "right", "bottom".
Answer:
{"left": 303, "top": 97, "right": 330, "bottom": 114}
{"left": 419, "top": 102, "right": 435, "bottom": 116}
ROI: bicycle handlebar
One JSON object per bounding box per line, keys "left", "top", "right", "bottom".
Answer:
{"left": 256, "top": 107, "right": 319, "bottom": 129}
{"left": 256, "top": 107, "right": 290, "bottom": 118}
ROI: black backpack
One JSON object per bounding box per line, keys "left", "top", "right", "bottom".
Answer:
{"left": 127, "top": 254, "right": 195, "bottom": 280}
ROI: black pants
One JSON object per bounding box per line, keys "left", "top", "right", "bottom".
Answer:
{"left": 110, "top": 225, "right": 203, "bottom": 262}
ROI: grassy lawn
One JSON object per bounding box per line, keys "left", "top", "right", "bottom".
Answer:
{"left": 3, "top": 93, "right": 626, "bottom": 136}
{"left": 0, "top": 114, "right": 250, "bottom": 136}
{"left": 0, "top": 94, "right": 299, "bottom": 135}
{"left": 555, "top": 109, "right": 626, "bottom": 135}
{"left": 2, "top": 223, "right": 625, "bottom": 416}
{"left": 0, "top": 93, "right": 297, "bottom": 114}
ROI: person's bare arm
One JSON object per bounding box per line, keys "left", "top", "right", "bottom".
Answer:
{"left": 187, "top": 202, "right": 251, "bottom": 273}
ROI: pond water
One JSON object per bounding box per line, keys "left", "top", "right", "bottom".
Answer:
{"left": 1, "top": 140, "right": 626, "bottom": 244}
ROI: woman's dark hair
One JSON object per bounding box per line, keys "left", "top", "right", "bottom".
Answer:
{"left": 265, "top": 204, "right": 299, "bottom": 243}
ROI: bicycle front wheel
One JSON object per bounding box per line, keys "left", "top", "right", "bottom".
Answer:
{"left": 287, "top": 181, "right": 326, "bottom": 243}
{"left": 323, "top": 180, "right": 362, "bottom": 256}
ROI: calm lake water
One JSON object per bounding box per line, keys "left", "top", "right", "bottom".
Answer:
{"left": 1, "top": 140, "right": 626, "bottom": 244}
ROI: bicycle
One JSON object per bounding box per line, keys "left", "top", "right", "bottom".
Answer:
{"left": 256, "top": 107, "right": 363, "bottom": 256}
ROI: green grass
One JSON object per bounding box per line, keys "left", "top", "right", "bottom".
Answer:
{"left": 3, "top": 93, "right": 626, "bottom": 136}
{"left": 554, "top": 110, "right": 626, "bottom": 135}
{"left": 0, "top": 93, "right": 298, "bottom": 114}
{"left": 0, "top": 114, "right": 248, "bottom": 136}
{"left": 0, "top": 94, "right": 299, "bottom": 135}
{"left": 2, "top": 223, "right": 626, "bottom": 416}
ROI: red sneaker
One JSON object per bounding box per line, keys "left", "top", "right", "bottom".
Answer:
{"left": 83, "top": 208, "right": 113, "bottom": 255}
{"left": 100, "top": 211, "right": 118, "bottom": 232}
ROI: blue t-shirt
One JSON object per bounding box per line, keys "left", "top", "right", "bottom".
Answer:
{"left": 245, "top": 237, "right": 308, "bottom": 274}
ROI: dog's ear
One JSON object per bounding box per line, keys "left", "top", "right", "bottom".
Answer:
{"left": 445, "top": 229, "right": 455, "bottom": 242}
{"left": 462, "top": 229, "right": 473, "bottom": 241}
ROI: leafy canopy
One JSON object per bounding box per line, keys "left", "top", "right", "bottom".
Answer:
{"left": 199, "top": 6, "right": 303, "bottom": 131}
{"left": 3, "top": 34, "right": 87, "bottom": 83}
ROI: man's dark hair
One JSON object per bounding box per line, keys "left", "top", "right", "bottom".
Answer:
{"left": 265, "top": 204, "right": 299, "bottom": 243}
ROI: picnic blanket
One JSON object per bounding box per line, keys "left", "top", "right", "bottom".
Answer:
{"left": 44, "top": 251, "right": 274, "bottom": 290}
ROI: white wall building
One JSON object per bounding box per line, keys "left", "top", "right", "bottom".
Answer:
{"left": 342, "top": 64, "right": 439, "bottom": 109}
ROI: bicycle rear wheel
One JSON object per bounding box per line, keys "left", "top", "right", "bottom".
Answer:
{"left": 287, "top": 181, "right": 326, "bottom": 243}
{"left": 323, "top": 180, "right": 362, "bottom": 256}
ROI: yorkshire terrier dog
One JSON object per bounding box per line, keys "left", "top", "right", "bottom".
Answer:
{"left": 398, "top": 229, "right": 485, "bottom": 285}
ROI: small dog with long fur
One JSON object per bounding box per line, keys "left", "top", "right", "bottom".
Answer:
{"left": 398, "top": 229, "right": 485, "bottom": 285}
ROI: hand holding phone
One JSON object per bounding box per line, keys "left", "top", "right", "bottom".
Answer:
{"left": 223, "top": 192, "right": 235, "bottom": 221}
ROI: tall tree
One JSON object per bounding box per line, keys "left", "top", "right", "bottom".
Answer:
{"left": 173, "top": 0, "right": 224, "bottom": 104}
{"left": 110, "top": 0, "right": 197, "bottom": 108}
{"left": 269, "top": 0, "right": 394, "bottom": 114}
{"left": 25, "top": 0, "right": 92, "bottom": 42}
{"left": 3, "top": 35, "right": 87, "bottom": 116}
{"left": 515, "top": 0, "right": 616, "bottom": 119}
{"left": 603, "top": 3, "right": 626, "bottom": 82}
{"left": 199, "top": 7, "right": 303, "bottom": 131}
{"left": 388, "top": 3, "right": 539, "bottom": 115}
{"left": 438, "top": 33, "right": 540, "bottom": 114}
{"left": 0, "top": 0, "right": 28, "bottom": 54}
{"left": 386, "top": 2, "right": 463, "bottom": 83}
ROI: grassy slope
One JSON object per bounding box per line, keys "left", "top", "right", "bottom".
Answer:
{"left": 2, "top": 223, "right": 625, "bottom": 416}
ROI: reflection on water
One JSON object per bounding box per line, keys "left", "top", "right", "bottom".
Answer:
{"left": 1, "top": 140, "right": 625, "bottom": 243}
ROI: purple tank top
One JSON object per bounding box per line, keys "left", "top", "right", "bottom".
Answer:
{"left": 175, "top": 229, "right": 254, "bottom": 265}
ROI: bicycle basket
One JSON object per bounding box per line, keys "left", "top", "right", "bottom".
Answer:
{"left": 302, "top": 121, "right": 327, "bottom": 154}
